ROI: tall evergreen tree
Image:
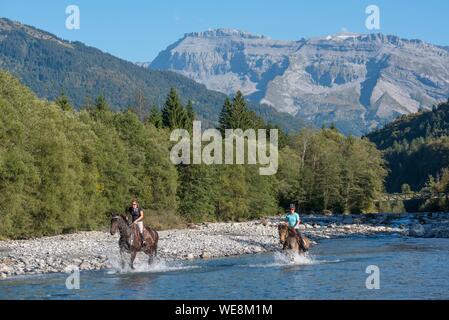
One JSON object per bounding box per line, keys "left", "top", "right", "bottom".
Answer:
{"left": 55, "top": 92, "right": 73, "bottom": 112}
{"left": 184, "top": 100, "right": 196, "bottom": 132}
{"left": 95, "top": 95, "right": 110, "bottom": 112}
{"left": 162, "top": 88, "right": 187, "bottom": 129}
{"left": 146, "top": 105, "right": 163, "bottom": 128}
{"left": 219, "top": 97, "right": 233, "bottom": 132}
{"left": 229, "top": 91, "right": 252, "bottom": 130}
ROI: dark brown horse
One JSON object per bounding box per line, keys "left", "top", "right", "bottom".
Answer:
{"left": 278, "top": 223, "right": 311, "bottom": 254}
{"left": 110, "top": 214, "right": 159, "bottom": 269}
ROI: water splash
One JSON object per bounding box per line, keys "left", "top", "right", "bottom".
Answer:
{"left": 238, "top": 252, "right": 318, "bottom": 269}
{"left": 106, "top": 255, "right": 199, "bottom": 275}
{"left": 273, "top": 251, "right": 316, "bottom": 266}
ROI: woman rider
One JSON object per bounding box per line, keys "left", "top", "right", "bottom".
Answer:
{"left": 284, "top": 204, "right": 302, "bottom": 238}
{"left": 128, "top": 199, "right": 146, "bottom": 246}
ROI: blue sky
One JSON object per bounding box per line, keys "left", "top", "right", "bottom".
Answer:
{"left": 1, "top": 0, "right": 448, "bottom": 62}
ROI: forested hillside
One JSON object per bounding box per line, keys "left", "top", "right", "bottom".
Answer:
{"left": 0, "top": 18, "right": 302, "bottom": 132}
{"left": 0, "top": 71, "right": 386, "bottom": 239}
{"left": 367, "top": 100, "right": 449, "bottom": 192}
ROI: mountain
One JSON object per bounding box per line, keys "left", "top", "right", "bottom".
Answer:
{"left": 151, "top": 29, "right": 449, "bottom": 135}
{"left": 0, "top": 18, "right": 302, "bottom": 132}
{"left": 367, "top": 100, "right": 449, "bottom": 192}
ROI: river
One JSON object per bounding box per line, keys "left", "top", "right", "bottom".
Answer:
{"left": 1, "top": 235, "right": 448, "bottom": 300}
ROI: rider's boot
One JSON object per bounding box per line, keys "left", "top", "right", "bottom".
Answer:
{"left": 140, "top": 232, "right": 146, "bottom": 246}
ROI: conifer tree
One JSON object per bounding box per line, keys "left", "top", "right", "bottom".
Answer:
{"left": 55, "top": 92, "right": 73, "bottom": 112}
{"left": 229, "top": 91, "right": 252, "bottom": 130}
{"left": 162, "top": 88, "right": 187, "bottom": 129}
{"left": 95, "top": 95, "right": 110, "bottom": 112}
{"left": 146, "top": 105, "right": 163, "bottom": 128}
{"left": 219, "top": 97, "right": 233, "bottom": 133}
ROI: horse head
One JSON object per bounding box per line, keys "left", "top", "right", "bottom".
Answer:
{"left": 110, "top": 214, "right": 120, "bottom": 235}
{"left": 110, "top": 214, "right": 129, "bottom": 235}
{"left": 278, "top": 223, "right": 289, "bottom": 244}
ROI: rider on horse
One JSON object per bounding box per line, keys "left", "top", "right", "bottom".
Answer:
{"left": 128, "top": 199, "right": 146, "bottom": 246}
{"left": 285, "top": 204, "right": 302, "bottom": 241}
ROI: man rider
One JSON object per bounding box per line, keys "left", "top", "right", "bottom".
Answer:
{"left": 128, "top": 200, "right": 146, "bottom": 246}
{"left": 284, "top": 204, "right": 302, "bottom": 240}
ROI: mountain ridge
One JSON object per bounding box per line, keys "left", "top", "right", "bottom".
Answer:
{"left": 0, "top": 18, "right": 303, "bottom": 132}
{"left": 150, "top": 28, "right": 449, "bottom": 135}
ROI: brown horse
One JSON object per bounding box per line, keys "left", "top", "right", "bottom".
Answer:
{"left": 278, "top": 223, "right": 311, "bottom": 254}
{"left": 110, "top": 214, "right": 159, "bottom": 270}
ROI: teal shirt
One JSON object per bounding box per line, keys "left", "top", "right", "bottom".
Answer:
{"left": 285, "top": 212, "right": 300, "bottom": 228}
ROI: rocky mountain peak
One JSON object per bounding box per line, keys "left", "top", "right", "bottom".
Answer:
{"left": 184, "top": 28, "right": 267, "bottom": 40}
{"left": 150, "top": 28, "right": 449, "bottom": 135}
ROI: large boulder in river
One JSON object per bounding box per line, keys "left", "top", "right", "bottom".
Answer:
{"left": 408, "top": 223, "right": 425, "bottom": 237}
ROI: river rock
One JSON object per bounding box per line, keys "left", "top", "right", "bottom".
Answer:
{"left": 0, "top": 265, "right": 11, "bottom": 273}
{"left": 200, "top": 251, "right": 212, "bottom": 259}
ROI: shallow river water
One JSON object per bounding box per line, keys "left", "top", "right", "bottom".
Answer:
{"left": 1, "top": 235, "right": 448, "bottom": 300}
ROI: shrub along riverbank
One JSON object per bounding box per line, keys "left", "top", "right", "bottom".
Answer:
{"left": 0, "top": 71, "right": 386, "bottom": 239}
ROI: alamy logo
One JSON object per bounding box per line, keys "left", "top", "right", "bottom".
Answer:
{"left": 65, "top": 5, "right": 80, "bottom": 30}
{"left": 365, "top": 265, "right": 380, "bottom": 290}
{"left": 170, "top": 121, "right": 279, "bottom": 176}
{"left": 365, "top": 5, "right": 380, "bottom": 30}
{"left": 65, "top": 265, "right": 80, "bottom": 290}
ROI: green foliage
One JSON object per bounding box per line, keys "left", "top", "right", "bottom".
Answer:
{"left": 278, "top": 129, "right": 386, "bottom": 214}
{"left": 146, "top": 105, "right": 163, "bottom": 128}
{"left": 0, "top": 71, "right": 387, "bottom": 238}
{"left": 420, "top": 168, "right": 449, "bottom": 211}
{"left": 185, "top": 100, "right": 195, "bottom": 125}
{"left": 177, "top": 164, "right": 218, "bottom": 222}
{"left": 218, "top": 91, "right": 270, "bottom": 132}
{"left": 0, "top": 71, "right": 178, "bottom": 238}
{"left": 367, "top": 101, "right": 449, "bottom": 192}
{"left": 95, "top": 95, "right": 110, "bottom": 112}
{"left": 377, "top": 200, "right": 406, "bottom": 214}
{"left": 55, "top": 93, "right": 73, "bottom": 112}
{"left": 401, "top": 184, "right": 412, "bottom": 194}
{"left": 162, "top": 88, "right": 188, "bottom": 129}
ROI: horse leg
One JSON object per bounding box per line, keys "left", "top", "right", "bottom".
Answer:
{"left": 147, "top": 251, "right": 154, "bottom": 265}
{"left": 120, "top": 250, "right": 126, "bottom": 270}
{"left": 282, "top": 241, "right": 288, "bottom": 251}
{"left": 145, "top": 245, "right": 157, "bottom": 265}
{"left": 130, "top": 251, "right": 137, "bottom": 270}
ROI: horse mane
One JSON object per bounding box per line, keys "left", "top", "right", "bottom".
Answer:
{"left": 111, "top": 214, "right": 129, "bottom": 226}
{"left": 278, "top": 223, "right": 297, "bottom": 236}
{"left": 119, "top": 214, "right": 128, "bottom": 223}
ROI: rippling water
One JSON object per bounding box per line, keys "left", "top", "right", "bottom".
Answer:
{"left": 1, "top": 235, "right": 449, "bottom": 300}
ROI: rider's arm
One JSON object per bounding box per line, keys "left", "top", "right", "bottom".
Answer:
{"left": 295, "top": 213, "right": 301, "bottom": 228}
